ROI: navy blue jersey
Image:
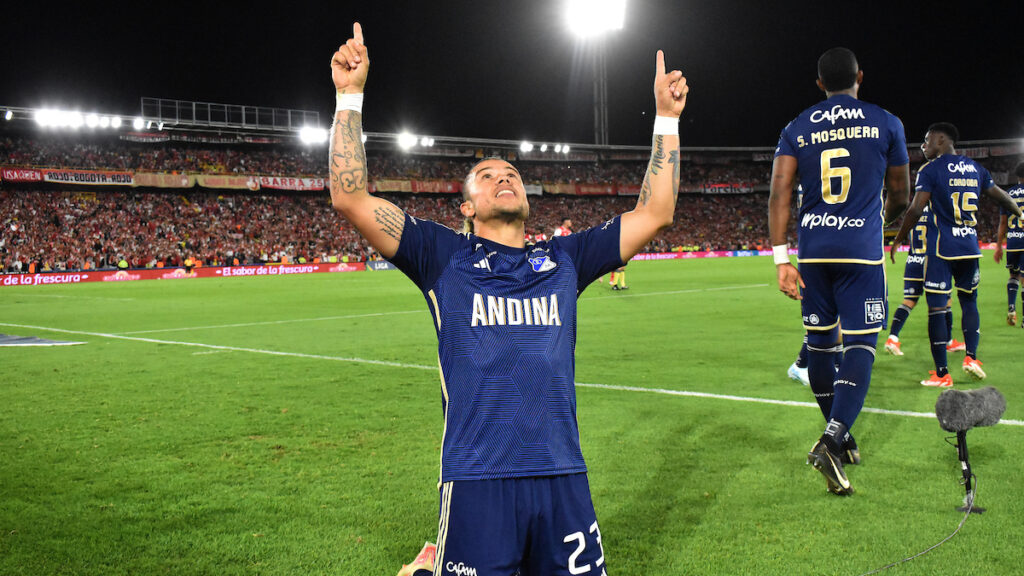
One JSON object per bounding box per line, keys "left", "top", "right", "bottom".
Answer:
{"left": 915, "top": 155, "right": 993, "bottom": 259}
{"left": 1000, "top": 184, "right": 1024, "bottom": 251}
{"left": 775, "top": 94, "right": 909, "bottom": 263}
{"left": 390, "top": 214, "right": 623, "bottom": 482}
{"left": 904, "top": 206, "right": 931, "bottom": 280}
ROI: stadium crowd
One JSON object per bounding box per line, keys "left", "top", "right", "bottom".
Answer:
{"left": 0, "top": 132, "right": 1017, "bottom": 273}
{"left": 1, "top": 134, "right": 767, "bottom": 188}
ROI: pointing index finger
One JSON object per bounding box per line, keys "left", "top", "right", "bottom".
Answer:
{"left": 656, "top": 50, "right": 665, "bottom": 76}
{"left": 353, "top": 22, "right": 364, "bottom": 44}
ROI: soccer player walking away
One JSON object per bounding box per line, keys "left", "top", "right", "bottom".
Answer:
{"left": 769, "top": 47, "right": 910, "bottom": 496}
{"left": 891, "top": 124, "right": 1023, "bottom": 387}
{"left": 884, "top": 207, "right": 966, "bottom": 357}
{"left": 329, "top": 23, "right": 687, "bottom": 575}
{"left": 993, "top": 162, "right": 1024, "bottom": 327}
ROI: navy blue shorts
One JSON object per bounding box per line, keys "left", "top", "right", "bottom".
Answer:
{"left": 799, "top": 262, "right": 887, "bottom": 335}
{"left": 434, "top": 474, "right": 607, "bottom": 576}
{"left": 902, "top": 253, "right": 925, "bottom": 299}
{"left": 924, "top": 256, "right": 979, "bottom": 307}
{"left": 1005, "top": 251, "right": 1024, "bottom": 275}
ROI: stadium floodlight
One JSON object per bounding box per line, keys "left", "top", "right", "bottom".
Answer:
{"left": 520, "top": 141, "right": 534, "bottom": 153}
{"left": 563, "top": 145, "right": 571, "bottom": 153}
{"left": 397, "top": 131, "right": 417, "bottom": 150}
{"left": 67, "top": 112, "right": 83, "bottom": 129}
{"left": 420, "top": 136, "right": 431, "bottom": 147}
{"left": 86, "top": 114, "right": 99, "bottom": 128}
{"left": 361, "top": 134, "right": 368, "bottom": 143}
{"left": 4, "top": 110, "right": 11, "bottom": 121}
{"left": 157, "top": 121, "right": 165, "bottom": 131}
{"left": 299, "top": 126, "right": 328, "bottom": 144}
{"left": 98, "top": 116, "right": 110, "bottom": 128}
{"left": 554, "top": 144, "right": 563, "bottom": 153}
{"left": 540, "top": 144, "right": 548, "bottom": 152}
{"left": 565, "top": 0, "right": 626, "bottom": 38}
{"left": 133, "top": 117, "right": 144, "bottom": 130}
{"left": 111, "top": 116, "right": 122, "bottom": 129}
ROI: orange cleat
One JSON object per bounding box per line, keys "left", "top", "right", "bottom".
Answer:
{"left": 962, "top": 357, "right": 986, "bottom": 380}
{"left": 946, "top": 339, "right": 966, "bottom": 352}
{"left": 396, "top": 542, "right": 437, "bottom": 576}
{"left": 920, "top": 371, "right": 953, "bottom": 388}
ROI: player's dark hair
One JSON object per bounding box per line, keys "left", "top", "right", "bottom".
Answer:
{"left": 561, "top": 217, "right": 571, "bottom": 225}
{"left": 927, "top": 122, "right": 959, "bottom": 144}
{"left": 1015, "top": 162, "right": 1024, "bottom": 179}
{"left": 817, "top": 47, "right": 859, "bottom": 92}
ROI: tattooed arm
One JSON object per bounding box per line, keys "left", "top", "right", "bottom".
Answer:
{"left": 328, "top": 23, "right": 405, "bottom": 259}
{"left": 619, "top": 51, "right": 687, "bottom": 262}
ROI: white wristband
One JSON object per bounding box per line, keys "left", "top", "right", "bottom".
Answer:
{"left": 336, "top": 92, "right": 364, "bottom": 113}
{"left": 653, "top": 115, "right": 679, "bottom": 136}
{"left": 773, "top": 244, "right": 791, "bottom": 265}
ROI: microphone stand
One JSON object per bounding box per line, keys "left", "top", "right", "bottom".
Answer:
{"left": 955, "top": 430, "right": 984, "bottom": 514}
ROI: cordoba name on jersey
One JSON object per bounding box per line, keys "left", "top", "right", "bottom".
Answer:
{"left": 470, "top": 293, "right": 562, "bottom": 327}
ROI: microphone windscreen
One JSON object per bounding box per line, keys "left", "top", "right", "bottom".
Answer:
{"left": 935, "top": 387, "right": 1007, "bottom": 433}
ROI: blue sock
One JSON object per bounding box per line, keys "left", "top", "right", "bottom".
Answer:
{"left": 959, "top": 290, "right": 980, "bottom": 359}
{"left": 795, "top": 336, "right": 809, "bottom": 369}
{"left": 1009, "top": 278, "right": 1019, "bottom": 312}
{"left": 890, "top": 303, "right": 913, "bottom": 338}
{"left": 807, "top": 347, "right": 837, "bottom": 420}
{"left": 945, "top": 307, "right": 953, "bottom": 341}
{"left": 829, "top": 343, "right": 875, "bottom": 429}
{"left": 928, "top": 309, "right": 949, "bottom": 376}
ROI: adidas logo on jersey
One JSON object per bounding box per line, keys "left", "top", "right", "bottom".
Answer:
{"left": 472, "top": 258, "right": 491, "bottom": 271}
{"left": 810, "top": 105, "right": 865, "bottom": 125}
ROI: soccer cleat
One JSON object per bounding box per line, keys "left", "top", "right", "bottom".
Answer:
{"left": 920, "top": 370, "right": 953, "bottom": 388}
{"left": 396, "top": 542, "right": 436, "bottom": 576}
{"left": 962, "top": 357, "right": 986, "bottom": 380}
{"left": 884, "top": 335, "right": 903, "bottom": 356}
{"left": 787, "top": 361, "right": 810, "bottom": 386}
{"left": 807, "top": 440, "right": 854, "bottom": 495}
{"left": 1008, "top": 311, "right": 1018, "bottom": 326}
{"left": 611, "top": 285, "right": 620, "bottom": 291}
{"left": 842, "top": 436, "right": 861, "bottom": 466}
{"left": 946, "top": 339, "right": 966, "bottom": 352}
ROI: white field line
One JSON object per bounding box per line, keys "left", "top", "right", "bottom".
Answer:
{"left": 7, "top": 294, "right": 136, "bottom": 302}
{"left": 3, "top": 320, "right": 1022, "bottom": 428}
{"left": 118, "top": 309, "right": 425, "bottom": 335}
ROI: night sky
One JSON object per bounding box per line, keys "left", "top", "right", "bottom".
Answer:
{"left": 2, "top": 0, "right": 1021, "bottom": 147}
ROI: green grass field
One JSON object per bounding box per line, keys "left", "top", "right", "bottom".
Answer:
{"left": 1, "top": 255, "right": 1021, "bottom": 575}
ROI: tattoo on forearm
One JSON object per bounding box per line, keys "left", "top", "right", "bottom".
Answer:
{"left": 329, "top": 111, "right": 367, "bottom": 195}
{"left": 650, "top": 135, "right": 665, "bottom": 176}
{"left": 669, "top": 149, "right": 680, "bottom": 201}
{"left": 638, "top": 173, "right": 652, "bottom": 207}
{"left": 374, "top": 206, "right": 404, "bottom": 241}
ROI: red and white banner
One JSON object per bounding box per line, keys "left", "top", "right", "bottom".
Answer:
{"left": 195, "top": 174, "right": 260, "bottom": 190}
{"left": 0, "top": 262, "right": 365, "bottom": 288}
{"left": 42, "top": 169, "right": 134, "bottom": 186}
{"left": 1, "top": 168, "right": 43, "bottom": 182}
{"left": 410, "top": 180, "right": 461, "bottom": 194}
{"left": 257, "top": 176, "right": 325, "bottom": 191}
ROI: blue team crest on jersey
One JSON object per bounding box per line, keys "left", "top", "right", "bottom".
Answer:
{"left": 528, "top": 253, "right": 557, "bottom": 272}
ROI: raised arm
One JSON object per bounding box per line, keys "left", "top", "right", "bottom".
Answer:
{"left": 329, "top": 23, "right": 405, "bottom": 259}
{"left": 768, "top": 154, "right": 803, "bottom": 300}
{"left": 619, "top": 51, "right": 687, "bottom": 262}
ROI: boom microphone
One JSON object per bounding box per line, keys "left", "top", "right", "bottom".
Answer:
{"left": 934, "top": 386, "right": 1006, "bottom": 514}
{"left": 935, "top": 386, "right": 1006, "bottom": 432}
